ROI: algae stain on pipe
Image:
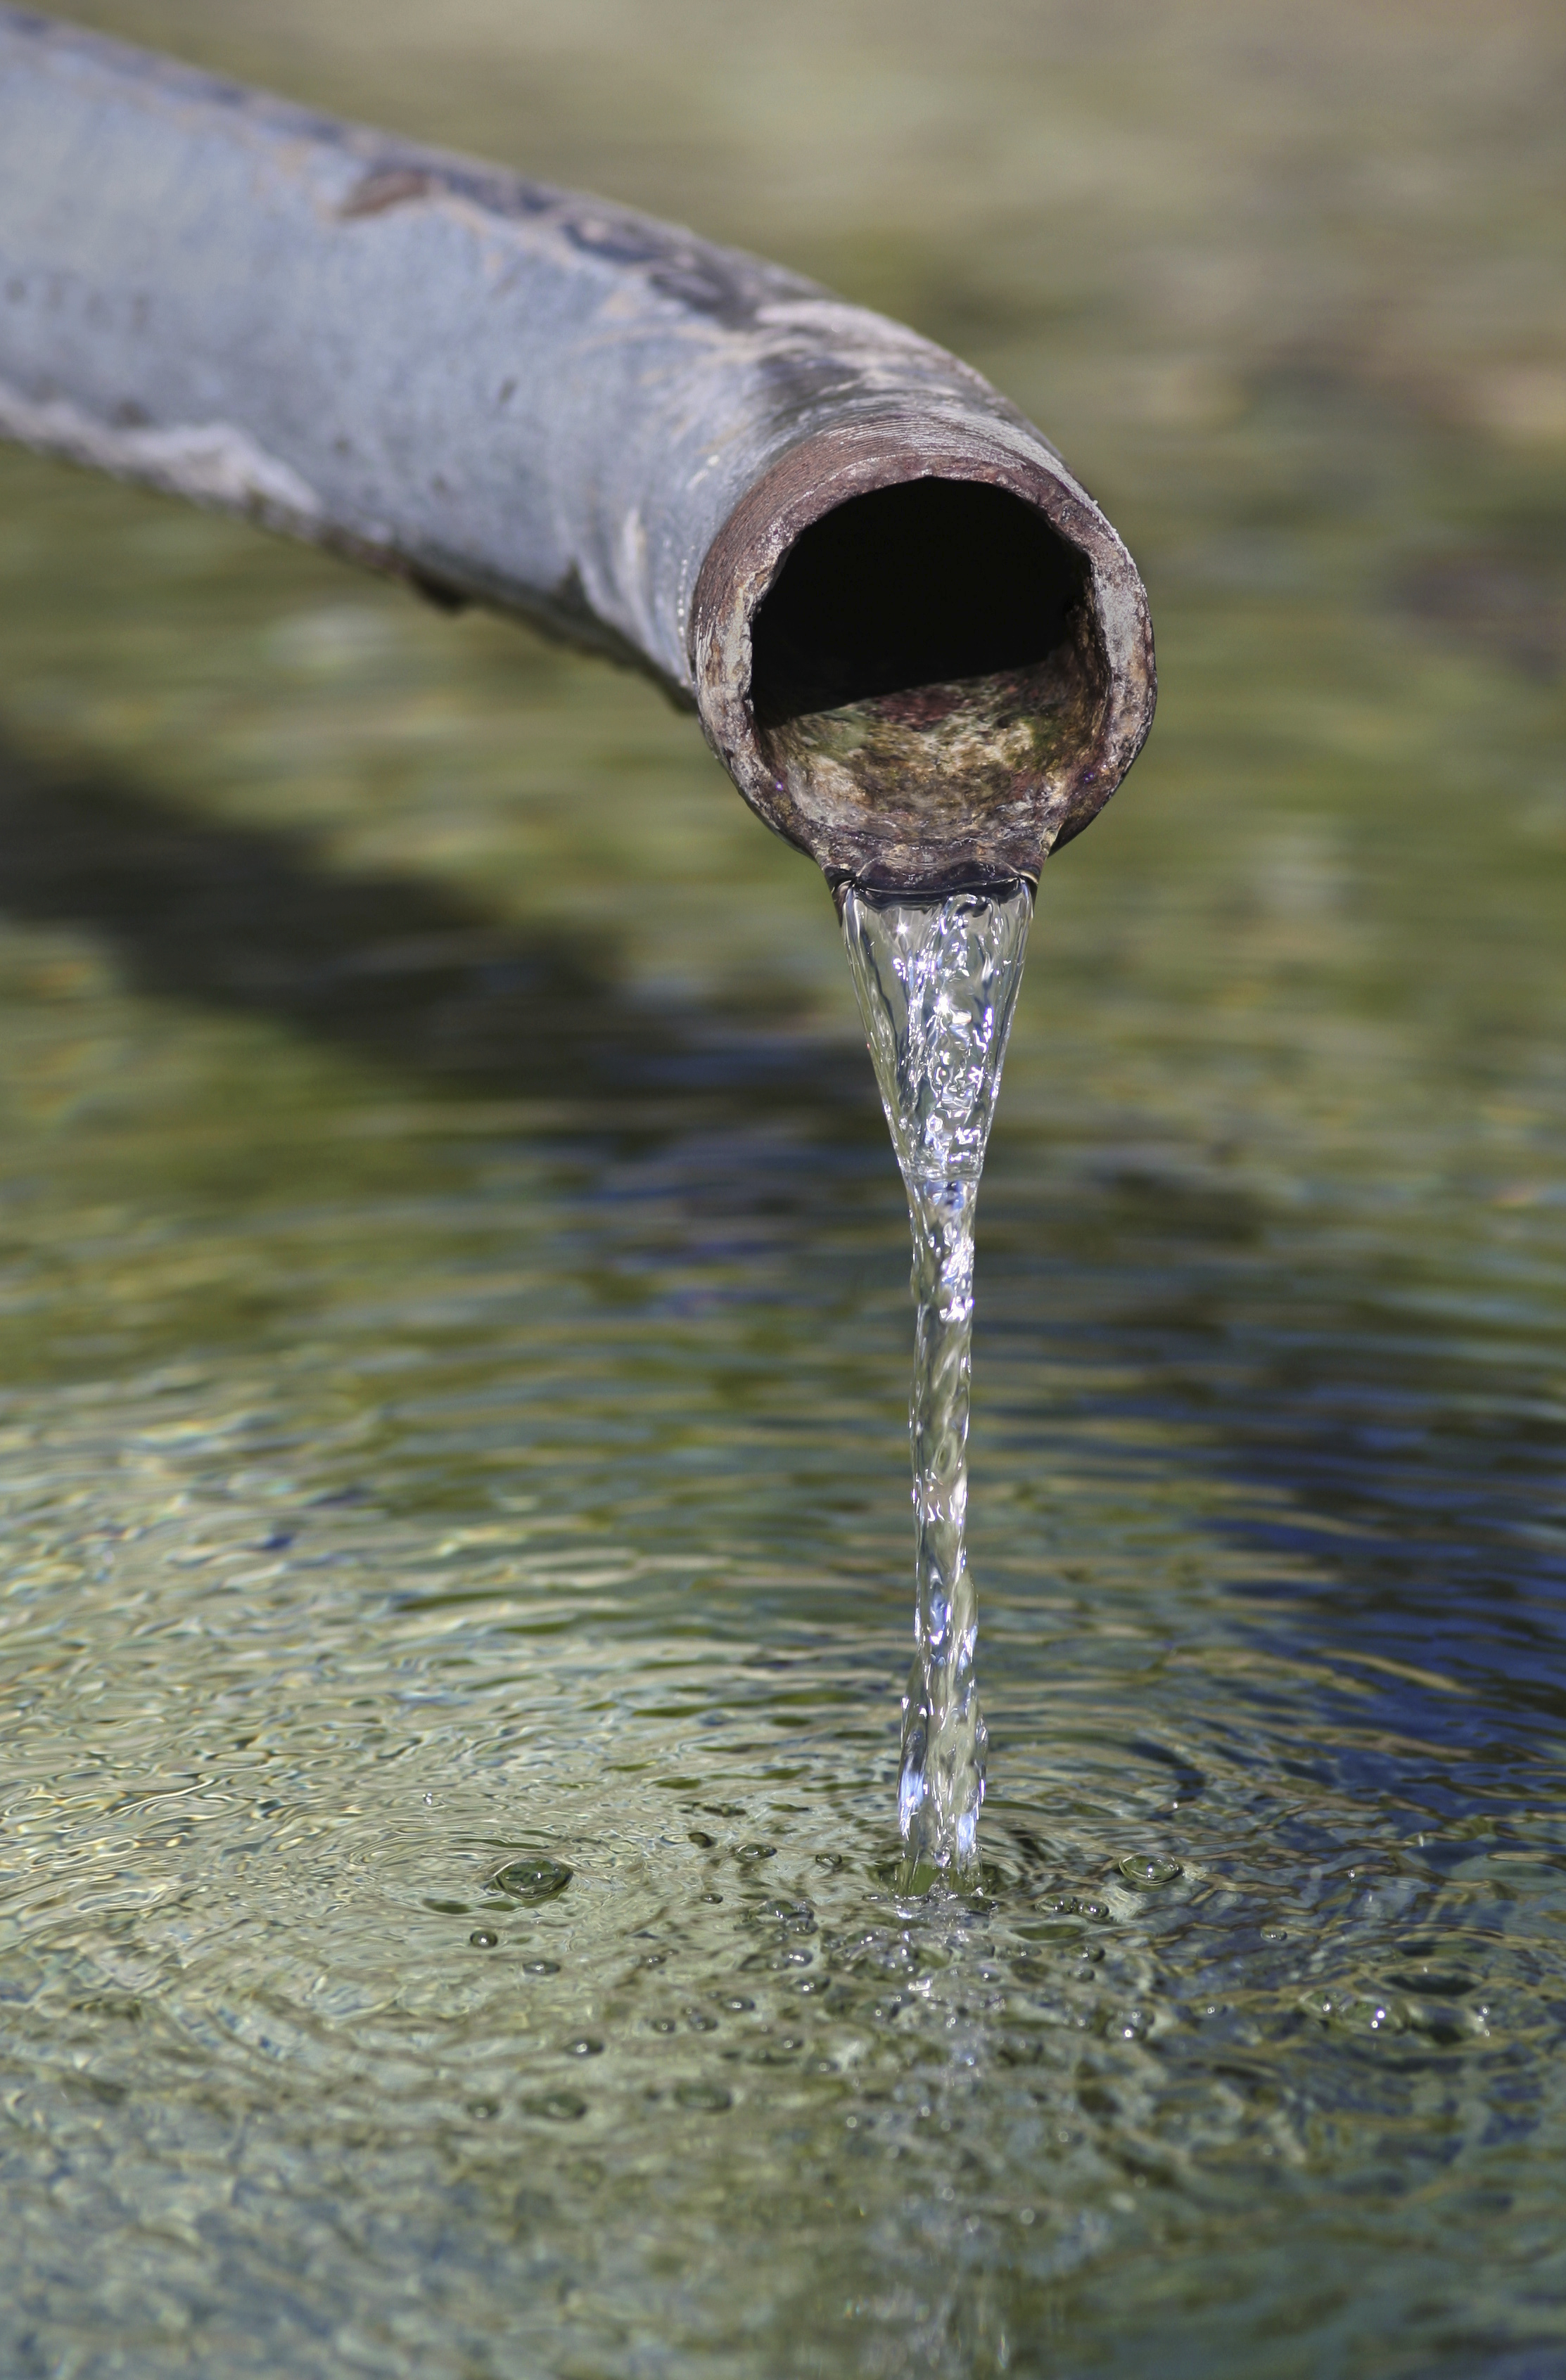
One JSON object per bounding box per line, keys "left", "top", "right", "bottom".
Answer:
{"left": 841, "top": 876, "right": 1032, "bottom": 1880}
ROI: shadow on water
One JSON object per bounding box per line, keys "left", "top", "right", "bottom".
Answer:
{"left": 0, "top": 721, "right": 867, "bottom": 1124}
{"left": 2, "top": 719, "right": 1560, "bottom": 1816}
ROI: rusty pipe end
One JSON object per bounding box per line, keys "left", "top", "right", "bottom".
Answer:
{"left": 690, "top": 414, "right": 1156, "bottom": 894}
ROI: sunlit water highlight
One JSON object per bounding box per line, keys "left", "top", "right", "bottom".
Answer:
{"left": 1, "top": 4, "right": 1564, "bottom": 2360}
{"left": 841, "top": 880, "right": 1032, "bottom": 1878}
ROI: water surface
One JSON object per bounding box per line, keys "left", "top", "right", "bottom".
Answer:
{"left": 1, "top": 4, "right": 1564, "bottom": 2374}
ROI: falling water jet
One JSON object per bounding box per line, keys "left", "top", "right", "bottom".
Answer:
{"left": 842, "top": 878, "right": 1031, "bottom": 1883}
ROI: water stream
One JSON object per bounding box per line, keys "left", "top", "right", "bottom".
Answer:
{"left": 840, "top": 878, "right": 1033, "bottom": 1880}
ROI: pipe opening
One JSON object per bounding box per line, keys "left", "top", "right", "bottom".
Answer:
{"left": 750, "top": 479, "right": 1088, "bottom": 727}
{"left": 692, "top": 427, "right": 1148, "bottom": 892}
{"left": 734, "top": 475, "right": 1107, "bottom": 890}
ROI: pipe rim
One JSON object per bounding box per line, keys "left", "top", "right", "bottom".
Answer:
{"left": 690, "top": 412, "right": 1156, "bottom": 892}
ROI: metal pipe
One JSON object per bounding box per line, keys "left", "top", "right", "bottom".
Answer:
{"left": 0, "top": 6, "right": 1155, "bottom": 891}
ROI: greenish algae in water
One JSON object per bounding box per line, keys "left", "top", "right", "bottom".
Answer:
{"left": 1, "top": 2, "right": 1565, "bottom": 2376}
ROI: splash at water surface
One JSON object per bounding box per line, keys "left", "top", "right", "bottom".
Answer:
{"left": 840, "top": 876, "right": 1032, "bottom": 1881}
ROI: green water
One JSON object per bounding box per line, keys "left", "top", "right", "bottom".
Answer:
{"left": 1, "top": 4, "right": 1565, "bottom": 2374}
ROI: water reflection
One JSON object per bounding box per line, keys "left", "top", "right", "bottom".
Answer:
{"left": 0, "top": 675, "right": 1562, "bottom": 2375}
{"left": 0, "top": 0, "right": 1563, "bottom": 2369}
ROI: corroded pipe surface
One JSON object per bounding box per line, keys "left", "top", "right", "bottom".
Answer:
{"left": 0, "top": 6, "right": 1155, "bottom": 889}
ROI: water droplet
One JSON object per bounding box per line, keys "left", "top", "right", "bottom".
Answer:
{"left": 737, "top": 1843, "right": 777, "bottom": 1863}
{"left": 687, "top": 2012, "right": 718, "bottom": 2032}
{"left": 1260, "top": 1925, "right": 1288, "bottom": 1944}
{"left": 564, "top": 2036, "right": 604, "bottom": 2058}
{"left": 814, "top": 1853, "right": 844, "bottom": 1872}
{"left": 651, "top": 2017, "right": 677, "bottom": 2035}
{"left": 1117, "top": 1854, "right": 1183, "bottom": 1890}
{"left": 522, "top": 1958, "right": 559, "bottom": 1976}
{"left": 466, "top": 2098, "right": 500, "bottom": 2121}
{"left": 469, "top": 1928, "right": 499, "bottom": 1948}
{"left": 1301, "top": 1985, "right": 1408, "bottom": 2040}
{"left": 524, "top": 2091, "right": 586, "bottom": 2123}
{"left": 687, "top": 1830, "right": 716, "bottom": 1848}
{"left": 699, "top": 1892, "right": 724, "bottom": 1905}
{"left": 1037, "top": 1892, "right": 1112, "bottom": 1924}
{"left": 491, "top": 1855, "right": 572, "bottom": 1903}
{"left": 722, "top": 1997, "right": 754, "bottom": 2014}
{"left": 673, "top": 2081, "right": 732, "bottom": 2111}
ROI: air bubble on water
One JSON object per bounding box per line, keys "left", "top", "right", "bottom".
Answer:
{"left": 525, "top": 2091, "right": 586, "bottom": 2123}
{"left": 1118, "top": 1854, "right": 1183, "bottom": 1890}
{"left": 469, "top": 1928, "right": 499, "bottom": 1948}
{"left": 491, "top": 1855, "right": 573, "bottom": 1902}
{"left": 673, "top": 2082, "right": 732, "bottom": 2112}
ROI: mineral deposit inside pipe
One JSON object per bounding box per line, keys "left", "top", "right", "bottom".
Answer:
{"left": 841, "top": 878, "right": 1032, "bottom": 1879}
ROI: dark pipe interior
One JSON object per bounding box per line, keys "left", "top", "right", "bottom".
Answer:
{"left": 749, "top": 478, "right": 1087, "bottom": 727}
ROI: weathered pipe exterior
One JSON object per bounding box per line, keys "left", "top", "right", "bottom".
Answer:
{"left": 0, "top": 6, "right": 1155, "bottom": 890}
